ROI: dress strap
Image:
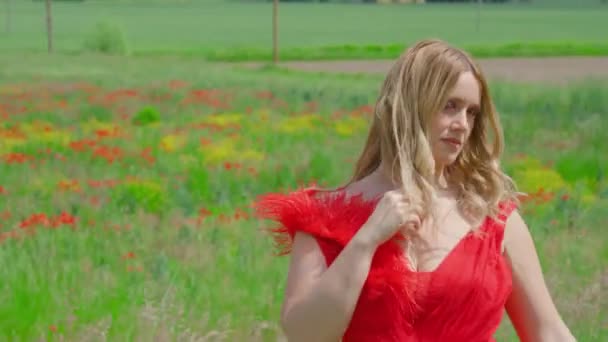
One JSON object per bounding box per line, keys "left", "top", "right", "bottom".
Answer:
{"left": 497, "top": 200, "right": 518, "bottom": 224}
{"left": 491, "top": 200, "right": 519, "bottom": 253}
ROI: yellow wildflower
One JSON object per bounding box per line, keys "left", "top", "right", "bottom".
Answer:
{"left": 276, "top": 114, "right": 322, "bottom": 134}
{"left": 335, "top": 116, "right": 369, "bottom": 137}
{"left": 160, "top": 134, "right": 187, "bottom": 152}
{"left": 0, "top": 121, "right": 71, "bottom": 153}
{"left": 201, "top": 113, "right": 243, "bottom": 126}
{"left": 199, "top": 138, "right": 264, "bottom": 166}
{"left": 510, "top": 156, "right": 569, "bottom": 194}
{"left": 81, "top": 119, "right": 117, "bottom": 135}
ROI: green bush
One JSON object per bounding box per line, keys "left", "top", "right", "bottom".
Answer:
{"left": 113, "top": 180, "right": 167, "bottom": 215}
{"left": 83, "top": 20, "right": 129, "bottom": 56}
{"left": 131, "top": 106, "right": 161, "bottom": 126}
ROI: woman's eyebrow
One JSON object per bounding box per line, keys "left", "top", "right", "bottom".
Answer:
{"left": 449, "top": 96, "right": 480, "bottom": 109}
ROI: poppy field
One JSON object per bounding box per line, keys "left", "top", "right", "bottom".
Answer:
{"left": 0, "top": 56, "right": 607, "bottom": 341}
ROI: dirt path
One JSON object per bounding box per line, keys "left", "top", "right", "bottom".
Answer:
{"left": 241, "top": 57, "right": 608, "bottom": 85}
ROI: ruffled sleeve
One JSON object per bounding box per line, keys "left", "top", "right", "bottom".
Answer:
{"left": 253, "top": 188, "right": 332, "bottom": 256}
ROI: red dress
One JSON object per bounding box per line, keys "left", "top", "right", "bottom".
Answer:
{"left": 254, "top": 187, "right": 518, "bottom": 342}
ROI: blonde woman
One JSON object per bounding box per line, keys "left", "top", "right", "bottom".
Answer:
{"left": 255, "top": 39, "right": 575, "bottom": 342}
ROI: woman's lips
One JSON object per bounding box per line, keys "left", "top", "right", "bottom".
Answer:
{"left": 442, "top": 138, "right": 462, "bottom": 147}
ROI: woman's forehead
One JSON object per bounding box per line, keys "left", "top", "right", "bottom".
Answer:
{"left": 446, "top": 72, "right": 481, "bottom": 107}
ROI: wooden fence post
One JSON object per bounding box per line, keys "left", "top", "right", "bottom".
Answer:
{"left": 5, "top": 0, "right": 10, "bottom": 34}
{"left": 273, "top": 0, "right": 279, "bottom": 64}
{"left": 46, "top": 0, "right": 53, "bottom": 53}
{"left": 476, "top": 0, "right": 482, "bottom": 33}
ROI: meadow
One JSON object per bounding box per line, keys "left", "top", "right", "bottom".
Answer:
{"left": 2, "top": 0, "right": 608, "bottom": 60}
{"left": 0, "top": 52, "right": 606, "bottom": 341}
{"left": 1, "top": 0, "right": 607, "bottom": 340}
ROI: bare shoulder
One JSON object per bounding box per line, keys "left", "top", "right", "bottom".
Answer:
{"left": 502, "top": 209, "right": 528, "bottom": 251}
{"left": 502, "top": 208, "right": 544, "bottom": 264}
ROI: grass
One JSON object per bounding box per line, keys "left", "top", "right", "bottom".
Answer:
{"left": 0, "top": 53, "right": 606, "bottom": 340}
{"left": 1, "top": 0, "right": 607, "bottom": 60}
{"left": 202, "top": 41, "right": 608, "bottom": 62}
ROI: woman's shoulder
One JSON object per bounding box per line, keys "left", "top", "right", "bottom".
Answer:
{"left": 253, "top": 185, "right": 380, "bottom": 254}
{"left": 495, "top": 197, "right": 520, "bottom": 224}
{"left": 478, "top": 197, "right": 520, "bottom": 239}
{"left": 253, "top": 182, "right": 377, "bottom": 216}
{"left": 253, "top": 185, "right": 322, "bottom": 227}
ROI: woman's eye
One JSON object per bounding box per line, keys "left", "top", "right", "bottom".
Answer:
{"left": 444, "top": 100, "right": 456, "bottom": 111}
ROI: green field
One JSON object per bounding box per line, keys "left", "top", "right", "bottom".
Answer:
{"left": 0, "top": 52, "right": 606, "bottom": 340}
{"left": 2, "top": 0, "right": 607, "bottom": 60}
{"left": 1, "top": 0, "right": 608, "bottom": 339}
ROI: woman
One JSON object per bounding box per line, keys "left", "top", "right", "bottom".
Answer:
{"left": 254, "top": 39, "right": 575, "bottom": 342}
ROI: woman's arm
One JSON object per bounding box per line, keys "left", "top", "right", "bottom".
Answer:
{"left": 279, "top": 229, "right": 378, "bottom": 342}
{"left": 503, "top": 211, "right": 577, "bottom": 342}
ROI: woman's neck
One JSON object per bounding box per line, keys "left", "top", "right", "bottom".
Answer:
{"left": 374, "top": 160, "right": 456, "bottom": 197}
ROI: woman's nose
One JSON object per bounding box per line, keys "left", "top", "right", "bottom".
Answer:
{"left": 451, "top": 109, "right": 469, "bottom": 130}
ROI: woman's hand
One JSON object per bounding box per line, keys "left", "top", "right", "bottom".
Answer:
{"left": 357, "top": 189, "right": 423, "bottom": 247}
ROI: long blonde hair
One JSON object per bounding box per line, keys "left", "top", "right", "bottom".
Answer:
{"left": 338, "top": 39, "right": 519, "bottom": 227}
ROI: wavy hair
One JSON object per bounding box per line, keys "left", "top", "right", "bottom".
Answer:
{"left": 316, "top": 39, "right": 520, "bottom": 232}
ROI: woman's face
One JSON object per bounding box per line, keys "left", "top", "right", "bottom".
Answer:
{"left": 428, "top": 71, "right": 481, "bottom": 169}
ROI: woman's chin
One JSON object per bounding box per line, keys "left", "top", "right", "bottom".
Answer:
{"left": 434, "top": 155, "right": 460, "bottom": 169}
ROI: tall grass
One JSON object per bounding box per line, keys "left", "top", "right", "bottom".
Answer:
{"left": 0, "top": 54, "right": 606, "bottom": 340}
